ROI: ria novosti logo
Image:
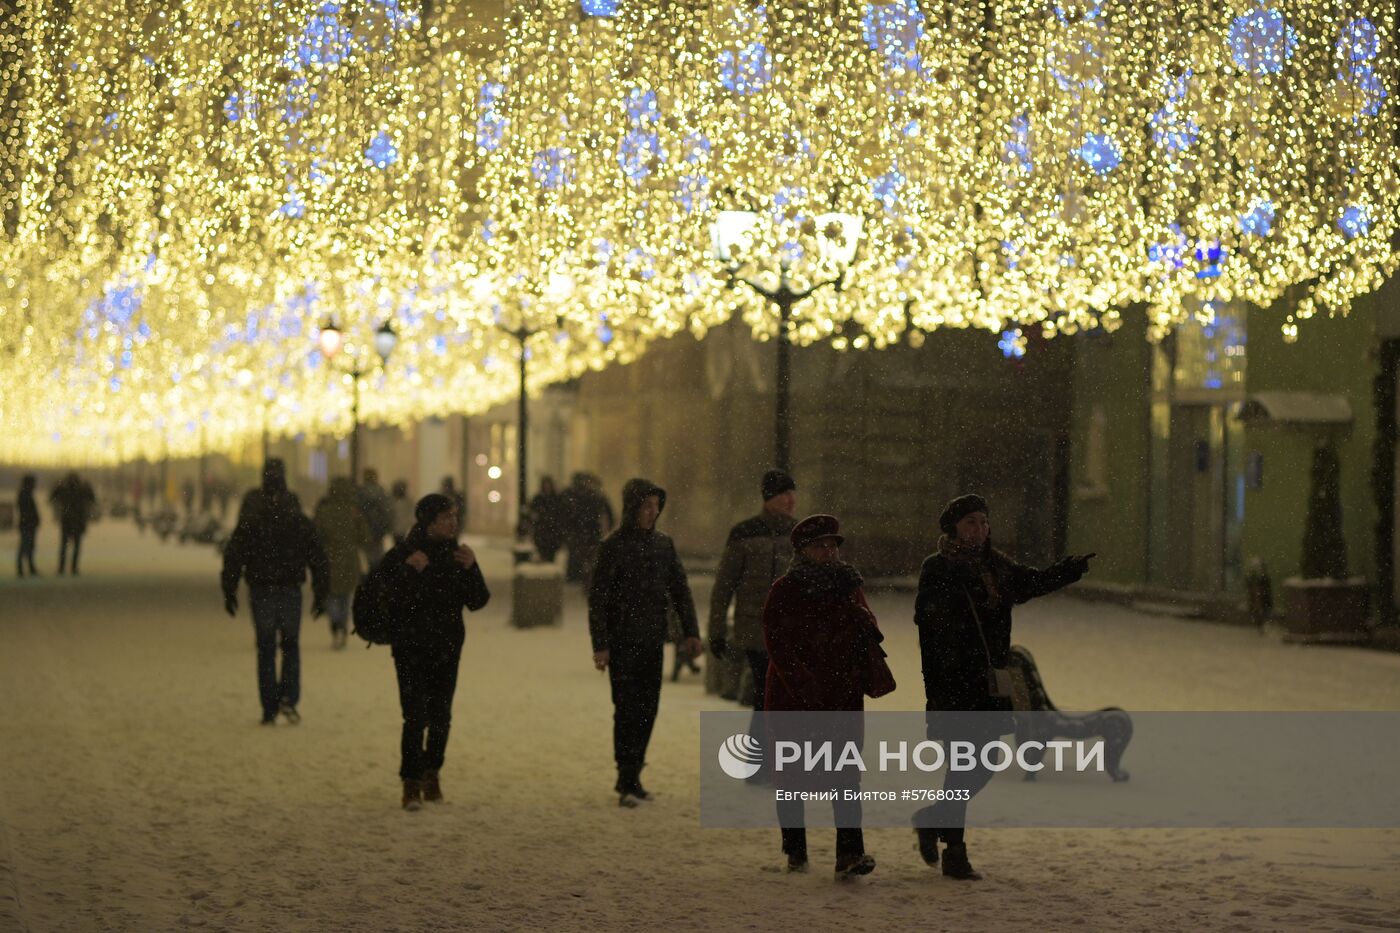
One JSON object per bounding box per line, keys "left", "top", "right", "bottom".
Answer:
{"left": 717, "top": 733, "right": 764, "bottom": 779}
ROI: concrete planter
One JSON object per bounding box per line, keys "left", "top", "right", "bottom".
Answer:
{"left": 511, "top": 562, "right": 564, "bottom": 629}
{"left": 1281, "top": 577, "right": 1371, "bottom": 643}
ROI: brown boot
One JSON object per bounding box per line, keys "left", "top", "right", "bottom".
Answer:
{"left": 421, "top": 769, "right": 443, "bottom": 803}
{"left": 401, "top": 779, "right": 423, "bottom": 811}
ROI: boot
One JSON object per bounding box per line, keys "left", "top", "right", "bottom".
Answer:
{"left": 781, "top": 828, "right": 808, "bottom": 873}
{"left": 401, "top": 779, "right": 423, "bottom": 811}
{"left": 421, "top": 769, "right": 443, "bottom": 803}
{"left": 941, "top": 842, "right": 982, "bottom": 880}
{"left": 835, "top": 828, "right": 875, "bottom": 878}
{"left": 916, "top": 828, "right": 941, "bottom": 866}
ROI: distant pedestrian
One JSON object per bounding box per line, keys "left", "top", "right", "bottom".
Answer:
{"left": 912, "top": 494, "right": 1092, "bottom": 879}
{"left": 49, "top": 472, "right": 95, "bottom": 575}
{"left": 16, "top": 474, "right": 40, "bottom": 577}
{"left": 221, "top": 459, "right": 330, "bottom": 725}
{"left": 314, "top": 477, "right": 369, "bottom": 650}
{"left": 588, "top": 478, "right": 701, "bottom": 806}
{"left": 565, "top": 473, "right": 613, "bottom": 583}
{"left": 707, "top": 469, "right": 798, "bottom": 771}
{"left": 390, "top": 480, "right": 414, "bottom": 545}
{"left": 763, "top": 514, "right": 885, "bottom": 877}
{"left": 527, "top": 476, "right": 567, "bottom": 562}
{"left": 380, "top": 494, "right": 490, "bottom": 810}
{"left": 359, "top": 468, "right": 394, "bottom": 569}
{"left": 439, "top": 476, "right": 466, "bottom": 535}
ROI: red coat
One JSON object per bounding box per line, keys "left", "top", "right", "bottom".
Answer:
{"left": 762, "top": 575, "right": 879, "bottom": 713}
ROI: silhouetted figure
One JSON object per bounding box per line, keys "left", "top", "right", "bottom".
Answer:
{"left": 527, "top": 476, "right": 567, "bottom": 562}
{"left": 49, "top": 472, "right": 95, "bottom": 575}
{"left": 314, "top": 477, "right": 369, "bottom": 650}
{"left": 390, "top": 480, "right": 414, "bottom": 545}
{"left": 439, "top": 476, "right": 466, "bottom": 535}
{"left": 221, "top": 459, "right": 330, "bottom": 725}
{"left": 16, "top": 474, "right": 40, "bottom": 577}
{"left": 588, "top": 479, "right": 701, "bottom": 807}
{"left": 359, "top": 468, "right": 394, "bottom": 569}
{"left": 382, "top": 494, "right": 490, "bottom": 810}
{"left": 565, "top": 473, "right": 614, "bottom": 583}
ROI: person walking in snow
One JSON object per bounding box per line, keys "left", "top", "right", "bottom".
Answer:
{"left": 763, "top": 514, "right": 885, "bottom": 877}
{"left": 358, "top": 468, "right": 394, "bottom": 570}
{"left": 16, "top": 474, "right": 40, "bottom": 577}
{"left": 707, "top": 468, "right": 798, "bottom": 774}
{"left": 380, "top": 494, "right": 490, "bottom": 810}
{"left": 912, "top": 493, "right": 1092, "bottom": 880}
{"left": 588, "top": 478, "right": 702, "bottom": 806}
{"left": 390, "top": 479, "right": 414, "bottom": 545}
{"left": 313, "top": 477, "right": 369, "bottom": 650}
{"left": 221, "top": 459, "right": 330, "bottom": 725}
{"left": 49, "top": 472, "right": 96, "bottom": 575}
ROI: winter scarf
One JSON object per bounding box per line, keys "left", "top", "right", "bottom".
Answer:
{"left": 785, "top": 555, "right": 863, "bottom": 600}
{"left": 937, "top": 533, "right": 1002, "bottom": 610}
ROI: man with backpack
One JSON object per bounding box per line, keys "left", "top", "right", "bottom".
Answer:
{"left": 221, "top": 459, "right": 330, "bottom": 725}
{"left": 374, "top": 493, "right": 490, "bottom": 810}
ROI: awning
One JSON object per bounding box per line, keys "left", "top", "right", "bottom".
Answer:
{"left": 1235, "top": 391, "right": 1353, "bottom": 425}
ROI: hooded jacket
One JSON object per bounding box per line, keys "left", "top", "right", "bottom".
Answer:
{"left": 380, "top": 523, "right": 490, "bottom": 651}
{"left": 587, "top": 479, "right": 699, "bottom": 652}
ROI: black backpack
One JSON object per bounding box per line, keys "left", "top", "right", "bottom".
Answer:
{"left": 352, "top": 564, "right": 398, "bottom": 646}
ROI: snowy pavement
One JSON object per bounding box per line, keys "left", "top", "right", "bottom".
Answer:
{"left": 2, "top": 522, "right": 1400, "bottom": 932}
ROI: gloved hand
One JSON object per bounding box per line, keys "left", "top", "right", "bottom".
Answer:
{"left": 311, "top": 599, "right": 326, "bottom": 619}
{"left": 1062, "top": 552, "right": 1096, "bottom": 578}
{"left": 224, "top": 593, "right": 238, "bottom": 617}
{"left": 708, "top": 636, "right": 728, "bottom": 659}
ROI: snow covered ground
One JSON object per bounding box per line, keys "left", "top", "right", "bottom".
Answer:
{"left": 2, "top": 521, "right": 1400, "bottom": 932}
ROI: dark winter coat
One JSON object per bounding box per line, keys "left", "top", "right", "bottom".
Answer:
{"left": 914, "top": 543, "right": 1082, "bottom": 712}
{"left": 709, "top": 510, "right": 797, "bottom": 653}
{"left": 359, "top": 480, "right": 394, "bottom": 541}
{"left": 380, "top": 525, "right": 491, "bottom": 651}
{"left": 49, "top": 476, "right": 95, "bottom": 533}
{"left": 528, "top": 491, "right": 568, "bottom": 553}
{"left": 587, "top": 479, "right": 699, "bottom": 652}
{"left": 762, "top": 563, "right": 880, "bottom": 713}
{"left": 221, "top": 487, "right": 330, "bottom": 600}
{"left": 314, "top": 480, "right": 369, "bottom": 596}
{"left": 17, "top": 485, "right": 40, "bottom": 531}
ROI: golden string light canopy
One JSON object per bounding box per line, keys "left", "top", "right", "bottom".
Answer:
{"left": 0, "top": 0, "right": 1396, "bottom": 463}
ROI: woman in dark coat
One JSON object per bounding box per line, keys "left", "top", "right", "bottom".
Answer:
{"left": 381, "top": 494, "right": 490, "bottom": 810}
{"left": 914, "top": 494, "right": 1092, "bottom": 879}
{"left": 763, "top": 514, "right": 885, "bottom": 878}
{"left": 16, "top": 474, "right": 40, "bottom": 577}
{"left": 527, "top": 476, "right": 567, "bottom": 562}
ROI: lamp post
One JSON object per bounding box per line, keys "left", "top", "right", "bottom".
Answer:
{"left": 710, "top": 210, "right": 863, "bottom": 472}
{"left": 317, "top": 318, "right": 398, "bottom": 482}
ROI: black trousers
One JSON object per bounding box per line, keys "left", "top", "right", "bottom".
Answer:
{"left": 58, "top": 529, "right": 83, "bottom": 574}
{"left": 608, "top": 641, "right": 664, "bottom": 784}
{"left": 17, "top": 527, "right": 37, "bottom": 575}
{"left": 914, "top": 715, "right": 1006, "bottom": 845}
{"left": 776, "top": 797, "right": 865, "bottom": 860}
{"left": 392, "top": 642, "right": 462, "bottom": 780}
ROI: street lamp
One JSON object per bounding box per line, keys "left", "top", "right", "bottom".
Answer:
{"left": 316, "top": 317, "right": 397, "bottom": 482}
{"left": 710, "top": 210, "right": 864, "bottom": 472}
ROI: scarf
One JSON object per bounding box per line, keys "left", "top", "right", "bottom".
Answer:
{"left": 786, "top": 555, "right": 864, "bottom": 600}
{"left": 937, "top": 534, "right": 1002, "bottom": 610}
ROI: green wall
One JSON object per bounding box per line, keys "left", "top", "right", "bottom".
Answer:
{"left": 1065, "top": 313, "right": 1153, "bottom": 585}
{"left": 1242, "top": 300, "right": 1378, "bottom": 586}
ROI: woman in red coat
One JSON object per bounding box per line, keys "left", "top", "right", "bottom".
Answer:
{"left": 763, "top": 514, "right": 885, "bottom": 878}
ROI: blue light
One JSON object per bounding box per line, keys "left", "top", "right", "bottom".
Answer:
{"left": 871, "top": 167, "right": 905, "bottom": 212}
{"left": 531, "top": 147, "right": 575, "bottom": 190}
{"left": 675, "top": 173, "right": 709, "bottom": 213}
{"left": 279, "top": 189, "right": 306, "bottom": 218}
{"left": 719, "top": 42, "right": 772, "bottom": 95}
{"left": 223, "top": 91, "right": 257, "bottom": 123}
{"left": 476, "top": 82, "right": 507, "bottom": 151}
{"left": 287, "top": 3, "right": 355, "bottom": 71}
{"left": 1151, "top": 104, "right": 1198, "bottom": 153}
{"left": 862, "top": 0, "right": 924, "bottom": 73}
{"left": 999, "top": 329, "right": 1025, "bottom": 359}
{"left": 371, "top": 0, "right": 419, "bottom": 30}
{"left": 1339, "top": 64, "right": 1388, "bottom": 118}
{"left": 1338, "top": 205, "right": 1371, "bottom": 239}
{"left": 1338, "top": 18, "right": 1378, "bottom": 62}
{"left": 682, "top": 131, "right": 711, "bottom": 164}
{"left": 1240, "top": 199, "right": 1275, "bottom": 237}
{"left": 581, "top": 0, "right": 618, "bottom": 15}
{"left": 365, "top": 132, "right": 398, "bottom": 168}
{"left": 617, "top": 129, "right": 664, "bottom": 183}
{"left": 1194, "top": 241, "right": 1225, "bottom": 279}
{"left": 282, "top": 78, "right": 317, "bottom": 124}
{"left": 1005, "top": 114, "right": 1032, "bottom": 174}
{"left": 1077, "top": 133, "right": 1121, "bottom": 174}
{"left": 1228, "top": 8, "right": 1297, "bottom": 76}
{"left": 625, "top": 87, "right": 659, "bottom": 124}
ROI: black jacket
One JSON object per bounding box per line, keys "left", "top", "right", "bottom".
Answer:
{"left": 588, "top": 479, "right": 699, "bottom": 652}
{"left": 382, "top": 526, "right": 490, "bottom": 651}
{"left": 221, "top": 488, "right": 330, "bottom": 600}
{"left": 17, "top": 487, "right": 39, "bottom": 531}
{"left": 914, "top": 546, "right": 1081, "bottom": 712}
